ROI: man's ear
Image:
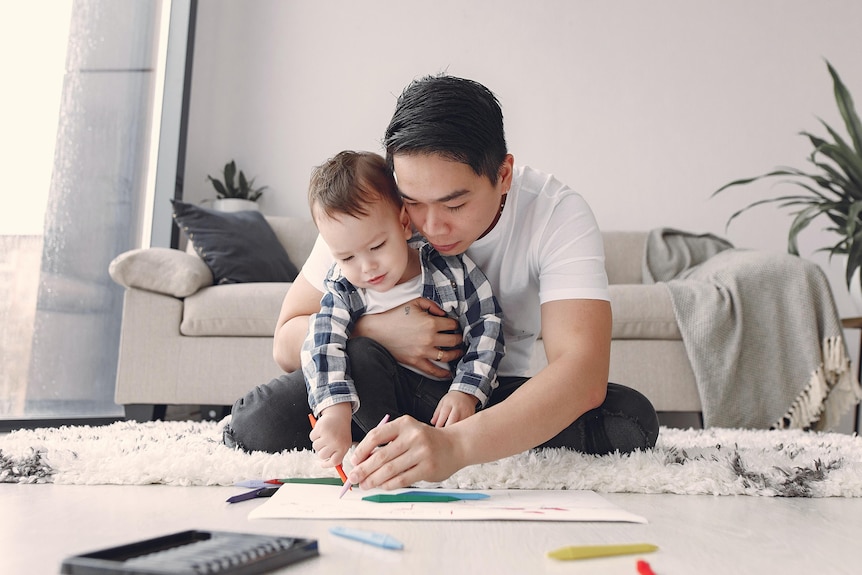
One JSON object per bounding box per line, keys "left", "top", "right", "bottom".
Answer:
{"left": 498, "top": 154, "right": 515, "bottom": 191}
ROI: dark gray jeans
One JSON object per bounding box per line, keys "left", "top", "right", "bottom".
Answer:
{"left": 223, "top": 337, "right": 660, "bottom": 455}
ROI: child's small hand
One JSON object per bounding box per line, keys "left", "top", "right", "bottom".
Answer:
{"left": 309, "top": 403, "right": 353, "bottom": 467}
{"left": 430, "top": 390, "right": 477, "bottom": 428}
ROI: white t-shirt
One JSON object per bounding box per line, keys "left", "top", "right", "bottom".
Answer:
{"left": 301, "top": 165, "right": 609, "bottom": 376}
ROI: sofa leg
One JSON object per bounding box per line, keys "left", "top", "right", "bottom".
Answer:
{"left": 124, "top": 404, "right": 167, "bottom": 422}
{"left": 201, "top": 405, "right": 230, "bottom": 421}
{"left": 657, "top": 411, "right": 704, "bottom": 429}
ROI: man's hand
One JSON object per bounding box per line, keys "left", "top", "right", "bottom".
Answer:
{"left": 430, "top": 390, "right": 477, "bottom": 427}
{"left": 309, "top": 403, "right": 353, "bottom": 468}
{"left": 354, "top": 297, "right": 462, "bottom": 378}
{"left": 348, "top": 415, "right": 466, "bottom": 490}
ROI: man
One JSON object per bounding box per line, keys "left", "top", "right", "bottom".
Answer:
{"left": 225, "top": 75, "right": 659, "bottom": 489}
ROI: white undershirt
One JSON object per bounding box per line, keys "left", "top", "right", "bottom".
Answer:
{"left": 363, "top": 274, "right": 422, "bottom": 315}
{"left": 357, "top": 272, "right": 449, "bottom": 380}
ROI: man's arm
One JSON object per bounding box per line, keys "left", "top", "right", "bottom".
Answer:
{"left": 274, "top": 273, "right": 463, "bottom": 376}
{"left": 474, "top": 298, "right": 611, "bottom": 451}
{"left": 280, "top": 235, "right": 462, "bottom": 375}
{"left": 352, "top": 299, "right": 463, "bottom": 378}
{"left": 347, "top": 298, "right": 611, "bottom": 488}
{"left": 273, "top": 273, "right": 325, "bottom": 373}
{"left": 446, "top": 297, "right": 611, "bottom": 460}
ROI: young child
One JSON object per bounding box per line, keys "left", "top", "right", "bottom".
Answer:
{"left": 301, "top": 150, "right": 504, "bottom": 469}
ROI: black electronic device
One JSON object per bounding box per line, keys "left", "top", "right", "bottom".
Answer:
{"left": 60, "top": 529, "right": 319, "bottom": 574}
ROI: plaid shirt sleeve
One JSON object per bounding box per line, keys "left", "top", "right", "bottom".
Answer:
{"left": 422, "top": 245, "right": 505, "bottom": 407}
{"left": 300, "top": 276, "right": 362, "bottom": 416}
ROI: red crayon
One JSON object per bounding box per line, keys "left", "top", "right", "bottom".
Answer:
{"left": 636, "top": 559, "right": 656, "bottom": 575}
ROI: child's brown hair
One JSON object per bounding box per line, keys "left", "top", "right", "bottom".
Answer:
{"left": 308, "top": 151, "right": 401, "bottom": 223}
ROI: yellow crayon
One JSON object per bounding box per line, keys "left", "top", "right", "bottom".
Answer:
{"left": 547, "top": 543, "right": 658, "bottom": 561}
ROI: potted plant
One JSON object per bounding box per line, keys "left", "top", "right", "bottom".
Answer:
{"left": 207, "top": 160, "right": 267, "bottom": 212}
{"left": 714, "top": 60, "right": 862, "bottom": 296}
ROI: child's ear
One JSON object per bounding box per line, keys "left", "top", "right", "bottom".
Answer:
{"left": 399, "top": 206, "right": 412, "bottom": 238}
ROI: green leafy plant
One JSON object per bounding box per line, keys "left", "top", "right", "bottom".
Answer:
{"left": 207, "top": 160, "right": 267, "bottom": 202}
{"left": 713, "top": 60, "right": 862, "bottom": 290}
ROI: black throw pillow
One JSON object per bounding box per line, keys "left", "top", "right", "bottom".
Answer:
{"left": 171, "top": 200, "right": 298, "bottom": 284}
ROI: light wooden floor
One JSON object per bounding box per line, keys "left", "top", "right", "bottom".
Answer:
{"left": 2, "top": 483, "right": 859, "bottom": 574}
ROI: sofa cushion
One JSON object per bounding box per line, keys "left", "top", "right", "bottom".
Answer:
{"left": 109, "top": 247, "right": 213, "bottom": 298}
{"left": 603, "top": 231, "right": 647, "bottom": 285}
{"left": 171, "top": 200, "right": 299, "bottom": 285}
{"left": 609, "top": 283, "right": 680, "bottom": 339}
{"left": 181, "top": 282, "right": 293, "bottom": 336}
{"left": 265, "top": 217, "right": 320, "bottom": 273}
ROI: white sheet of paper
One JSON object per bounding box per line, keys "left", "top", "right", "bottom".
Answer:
{"left": 247, "top": 484, "right": 647, "bottom": 523}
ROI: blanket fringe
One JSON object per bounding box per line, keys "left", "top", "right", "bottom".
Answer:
{"left": 775, "top": 336, "right": 862, "bottom": 431}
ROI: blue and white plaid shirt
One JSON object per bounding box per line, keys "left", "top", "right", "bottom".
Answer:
{"left": 302, "top": 236, "right": 505, "bottom": 416}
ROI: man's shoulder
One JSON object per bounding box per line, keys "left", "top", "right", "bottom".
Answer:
{"left": 511, "top": 166, "right": 589, "bottom": 227}
{"left": 515, "top": 165, "right": 577, "bottom": 199}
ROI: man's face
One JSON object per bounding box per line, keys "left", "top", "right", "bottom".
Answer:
{"left": 393, "top": 153, "right": 512, "bottom": 256}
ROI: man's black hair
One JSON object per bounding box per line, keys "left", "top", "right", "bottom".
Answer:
{"left": 383, "top": 74, "right": 508, "bottom": 184}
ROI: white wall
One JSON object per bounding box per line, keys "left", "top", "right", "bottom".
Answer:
{"left": 183, "top": 0, "right": 862, "bottom": 316}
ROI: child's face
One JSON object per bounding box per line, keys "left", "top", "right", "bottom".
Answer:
{"left": 315, "top": 201, "right": 414, "bottom": 292}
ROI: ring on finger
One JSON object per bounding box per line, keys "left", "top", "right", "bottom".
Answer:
{"left": 436, "top": 350, "right": 443, "bottom": 362}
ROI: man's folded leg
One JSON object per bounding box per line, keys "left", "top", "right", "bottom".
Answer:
{"left": 223, "top": 371, "right": 313, "bottom": 453}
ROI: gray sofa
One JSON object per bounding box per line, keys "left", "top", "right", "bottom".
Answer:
{"left": 109, "top": 216, "right": 700, "bottom": 421}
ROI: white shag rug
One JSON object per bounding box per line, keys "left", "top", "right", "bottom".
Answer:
{"left": 2, "top": 420, "right": 862, "bottom": 497}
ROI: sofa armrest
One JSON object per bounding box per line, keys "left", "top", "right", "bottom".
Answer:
{"left": 109, "top": 247, "right": 213, "bottom": 298}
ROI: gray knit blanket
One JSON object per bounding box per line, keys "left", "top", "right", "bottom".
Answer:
{"left": 644, "top": 228, "right": 862, "bottom": 430}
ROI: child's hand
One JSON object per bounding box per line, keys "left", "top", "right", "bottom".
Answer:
{"left": 430, "top": 391, "right": 477, "bottom": 428}
{"left": 309, "top": 403, "right": 353, "bottom": 467}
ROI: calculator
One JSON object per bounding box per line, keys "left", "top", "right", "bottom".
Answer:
{"left": 60, "top": 529, "right": 319, "bottom": 574}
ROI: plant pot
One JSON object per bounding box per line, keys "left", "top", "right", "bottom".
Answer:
{"left": 213, "top": 198, "right": 259, "bottom": 212}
